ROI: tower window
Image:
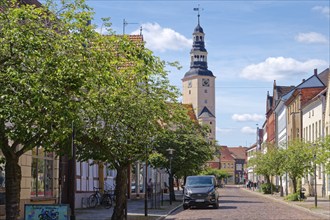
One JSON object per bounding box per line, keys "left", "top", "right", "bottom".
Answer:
{"left": 189, "top": 90, "right": 191, "bottom": 95}
{"left": 204, "top": 99, "right": 207, "bottom": 104}
{"left": 210, "top": 122, "right": 212, "bottom": 124}
{"left": 204, "top": 89, "right": 207, "bottom": 93}
{"left": 200, "top": 36, "right": 203, "bottom": 41}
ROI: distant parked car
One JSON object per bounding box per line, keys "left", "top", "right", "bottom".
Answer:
{"left": 183, "top": 175, "right": 219, "bottom": 209}
{"left": 131, "top": 183, "right": 143, "bottom": 193}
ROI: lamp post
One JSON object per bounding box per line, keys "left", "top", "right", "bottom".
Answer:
{"left": 144, "top": 146, "right": 148, "bottom": 216}
{"left": 314, "top": 153, "right": 317, "bottom": 208}
{"left": 69, "top": 121, "right": 76, "bottom": 220}
{"left": 166, "top": 148, "right": 174, "bottom": 205}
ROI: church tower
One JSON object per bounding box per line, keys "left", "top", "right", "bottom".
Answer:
{"left": 182, "top": 10, "right": 216, "bottom": 142}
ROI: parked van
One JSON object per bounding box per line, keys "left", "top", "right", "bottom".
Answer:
{"left": 183, "top": 175, "right": 219, "bottom": 209}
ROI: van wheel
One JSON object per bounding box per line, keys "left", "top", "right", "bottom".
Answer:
{"left": 183, "top": 205, "right": 189, "bottom": 210}
{"left": 213, "top": 202, "right": 219, "bottom": 209}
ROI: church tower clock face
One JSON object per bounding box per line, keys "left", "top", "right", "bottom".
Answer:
{"left": 202, "top": 78, "right": 210, "bottom": 87}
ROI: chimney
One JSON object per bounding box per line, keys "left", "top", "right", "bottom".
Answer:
{"left": 314, "top": 68, "right": 318, "bottom": 75}
{"left": 302, "top": 79, "right": 305, "bottom": 82}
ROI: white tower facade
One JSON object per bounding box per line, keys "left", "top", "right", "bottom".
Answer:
{"left": 182, "top": 16, "right": 216, "bottom": 142}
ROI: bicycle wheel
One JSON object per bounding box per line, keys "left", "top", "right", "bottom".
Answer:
{"left": 89, "top": 195, "right": 98, "bottom": 208}
{"left": 102, "top": 194, "right": 113, "bottom": 209}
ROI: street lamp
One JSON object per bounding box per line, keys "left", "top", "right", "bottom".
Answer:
{"left": 144, "top": 146, "right": 148, "bottom": 216}
{"left": 314, "top": 153, "right": 317, "bottom": 208}
{"left": 166, "top": 148, "right": 174, "bottom": 205}
{"left": 69, "top": 121, "right": 76, "bottom": 220}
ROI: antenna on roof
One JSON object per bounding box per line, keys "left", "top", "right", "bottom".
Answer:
{"left": 123, "top": 18, "right": 138, "bottom": 35}
{"left": 193, "top": 4, "right": 204, "bottom": 25}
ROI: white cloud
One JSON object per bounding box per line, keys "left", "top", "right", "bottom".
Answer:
{"left": 313, "top": 6, "right": 330, "bottom": 18}
{"left": 232, "top": 114, "right": 264, "bottom": 122}
{"left": 241, "top": 126, "right": 256, "bottom": 135}
{"left": 240, "top": 57, "right": 328, "bottom": 81}
{"left": 295, "top": 32, "right": 328, "bottom": 44}
{"left": 94, "top": 27, "right": 108, "bottom": 35}
{"left": 216, "top": 127, "right": 232, "bottom": 133}
{"left": 131, "top": 23, "right": 192, "bottom": 52}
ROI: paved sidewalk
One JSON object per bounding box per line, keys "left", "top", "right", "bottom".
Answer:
{"left": 75, "top": 191, "right": 183, "bottom": 220}
{"left": 241, "top": 186, "right": 330, "bottom": 219}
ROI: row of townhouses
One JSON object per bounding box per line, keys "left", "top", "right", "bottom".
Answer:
{"left": 247, "top": 67, "right": 330, "bottom": 197}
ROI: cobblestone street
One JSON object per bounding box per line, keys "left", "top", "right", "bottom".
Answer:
{"left": 165, "top": 185, "right": 329, "bottom": 220}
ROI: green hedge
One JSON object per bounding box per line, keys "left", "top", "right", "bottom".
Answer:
{"left": 260, "top": 183, "right": 275, "bottom": 194}
{"left": 285, "top": 193, "right": 299, "bottom": 201}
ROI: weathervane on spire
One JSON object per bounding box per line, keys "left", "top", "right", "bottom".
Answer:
{"left": 193, "top": 4, "right": 203, "bottom": 25}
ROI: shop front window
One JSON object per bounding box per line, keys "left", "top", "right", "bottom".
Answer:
{"left": 31, "top": 147, "right": 54, "bottom": 197}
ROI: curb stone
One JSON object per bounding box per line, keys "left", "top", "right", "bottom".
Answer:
{"left": 156, "top": 203, "right": 183, "bottom": 220}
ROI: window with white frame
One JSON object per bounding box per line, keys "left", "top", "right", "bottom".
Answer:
{"left": 31, "top": 147, "right": 54, "bottom": 197}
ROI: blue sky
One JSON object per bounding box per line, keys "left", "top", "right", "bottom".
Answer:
{"left": 85, "top": 0, "right": 329, "bottom": 147}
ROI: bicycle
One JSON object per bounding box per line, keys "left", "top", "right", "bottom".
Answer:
{"left": 104, "top": 183, "right": 116, "bottom": 204}
{"left": 88, "top": 187, "right": 113, "bottom": 209}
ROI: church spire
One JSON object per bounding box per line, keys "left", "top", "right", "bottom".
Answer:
{"left": 184, "top": 6, "right": 214, "bottom": 78}
{"left": 193, "top": 5, "right": 201, "bottom": 25}
{"left": 181, "top": 9, "right": 216, "bottom": 142}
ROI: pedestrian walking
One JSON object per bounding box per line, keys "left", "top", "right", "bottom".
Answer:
{"left": 147, "top": 178, "right": 153, "bottom": 198}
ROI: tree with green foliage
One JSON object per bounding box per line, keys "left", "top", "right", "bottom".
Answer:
{"left": 248, "top": 150, "right": 272, "bottom": 184}
{"left": 200, "top": 168, "right": 229, "bottom": 185}
{"left": 283, "top": 139, "right": 313, "bottom": 193}
{"left": 0, "top": 0, "right": 96, "bottom": 218}
{"left": 76, "top": 32, "right": 181, "bottom": 219}
{"left": 150, "top": 116, "right": 213, "bottom": 202}
{"left": 315, "top": 136, "right": 330, "bottom": 174}
{"left": 267, "top": 146, "right": 286, "bottom": 196}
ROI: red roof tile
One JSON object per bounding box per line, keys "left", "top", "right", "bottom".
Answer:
{"left": 228, "top": 146, "right": 247, "bottom": 160}
{"left": 219, "top": 146, "right": 235, "bottom": 162}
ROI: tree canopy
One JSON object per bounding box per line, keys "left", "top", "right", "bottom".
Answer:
{"left": 283, "top": 139, "right": 313, "bottom": 193}
{"left": 0, "top": 0, "right": 96, "bottom": 218}
{"left": 150, "top": 115, "right": 214, "bottom": 179}
{"left": 0, "top": 1, "right": 215, "bottom": 219}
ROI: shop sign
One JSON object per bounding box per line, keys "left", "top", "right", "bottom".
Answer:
{"left": 24, "top": 204, "right": 69, "bottom": 220}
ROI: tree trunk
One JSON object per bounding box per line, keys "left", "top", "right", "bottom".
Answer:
{"left": 111, "top": 164, "right": 128, "bottom": 220}
{"left": 176, "top": 178, "right": 180, "bottom": 191}
{"left": 5, "top": 154, "right": 21, "bottom": 220}
{"left": 292, "top": 177, "right": 297, "bottom": 193}
{"left": 280, "top": 176, "right": 284, "bottom": 197}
